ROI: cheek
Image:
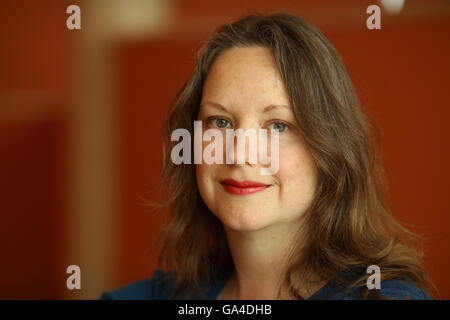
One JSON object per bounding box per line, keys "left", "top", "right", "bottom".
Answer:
{"left": 195, "top": 164, "right": 211, "bottom": 208}
{"left": 195, "top": 163, "right": 209, "bottom": 191}
{"left": 195, "top": 163, "right": 218, "bottom": 198}
{"left": 277, "top": 144, "right": 317, "bottom": 199}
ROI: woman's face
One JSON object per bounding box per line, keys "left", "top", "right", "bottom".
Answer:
{"left": 196, "top": 46, "right": 317, "bottom": 232}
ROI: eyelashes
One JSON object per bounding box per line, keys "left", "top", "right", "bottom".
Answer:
{"left": 207, "top": 117, "right": 233, "bottom": 129}
{"left": 267, "top": 121, "right": 289, "bottom": 133}
{"left": 204, "top": 116, "right": 292, "bottom": 133}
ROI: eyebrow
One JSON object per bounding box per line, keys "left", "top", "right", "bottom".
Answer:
{"left": 200, "top": 101, "right": 291, "bottom": 113}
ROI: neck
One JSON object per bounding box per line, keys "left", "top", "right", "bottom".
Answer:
{"left": 222, "top": 220, "right": 302, "bottom": 300}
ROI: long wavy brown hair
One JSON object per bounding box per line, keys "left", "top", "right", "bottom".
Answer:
{"left": 152, "top": 12, "right": 437, "bottom": 299}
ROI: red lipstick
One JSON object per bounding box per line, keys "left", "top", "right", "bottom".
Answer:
{"left": 220, "top": 179, "right": 271, "bottom": 195}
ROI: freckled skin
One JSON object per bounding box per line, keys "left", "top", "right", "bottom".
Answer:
{"left": 196, "top": 46, "right": 317, "bottom": 232}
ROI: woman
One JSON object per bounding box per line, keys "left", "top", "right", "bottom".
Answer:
{"left": 101, "top": 12, "right": 435, "bottom": 300}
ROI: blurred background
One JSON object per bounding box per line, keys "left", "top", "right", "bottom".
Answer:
{"left": 0, "top": 0, "right": 449, "bottom": 299}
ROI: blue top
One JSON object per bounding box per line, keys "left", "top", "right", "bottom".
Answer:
{"left": 99, "top": 268, "right": 431, "bottom": 300}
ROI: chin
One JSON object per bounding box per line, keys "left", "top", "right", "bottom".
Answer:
{"left": 217, "top": 208, "right": 273, "bottom": 232}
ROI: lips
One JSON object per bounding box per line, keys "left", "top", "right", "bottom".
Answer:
{"left": 219, "top": 179, "right": 271, "bottom": 195}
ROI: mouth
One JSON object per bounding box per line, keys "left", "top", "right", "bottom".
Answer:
{"left": 219, "top": 179, "right": 271, "bottom": 195}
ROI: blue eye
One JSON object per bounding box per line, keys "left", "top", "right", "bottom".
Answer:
{"left": 268, "top": 122, "right": 289, "bottom": 132}
{"left": 212, "top": 118, "right": 232, "bottom": 128}
{"left": 215, "top": 119, "right": 229, "bottom": 128}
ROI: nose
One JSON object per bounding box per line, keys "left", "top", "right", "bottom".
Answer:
{"left": 225, "top": 127, "right": 259, "bottom": 166}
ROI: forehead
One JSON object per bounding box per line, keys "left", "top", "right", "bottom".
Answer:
{"left": 201, "top": 46, "right": 290, "bottom": 111}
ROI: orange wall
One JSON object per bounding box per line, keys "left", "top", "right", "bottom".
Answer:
{"left": 0, "top": 0, "right": 72, "bottom": 299}
{"left": 115, "top": 37, "right": 197, "bottom": 285}
{"left": 329, "top": 21, "right": 450, "bottom": 299}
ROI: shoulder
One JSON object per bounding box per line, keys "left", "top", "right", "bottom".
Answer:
{"left": 330, "top": 278, "right": 432, "bottom": 300}
{"left": 376, "top": 278, "right": 432, "bottom": 300}
{"left": 99, "top": 269, "right": 175, "bottom": 300}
